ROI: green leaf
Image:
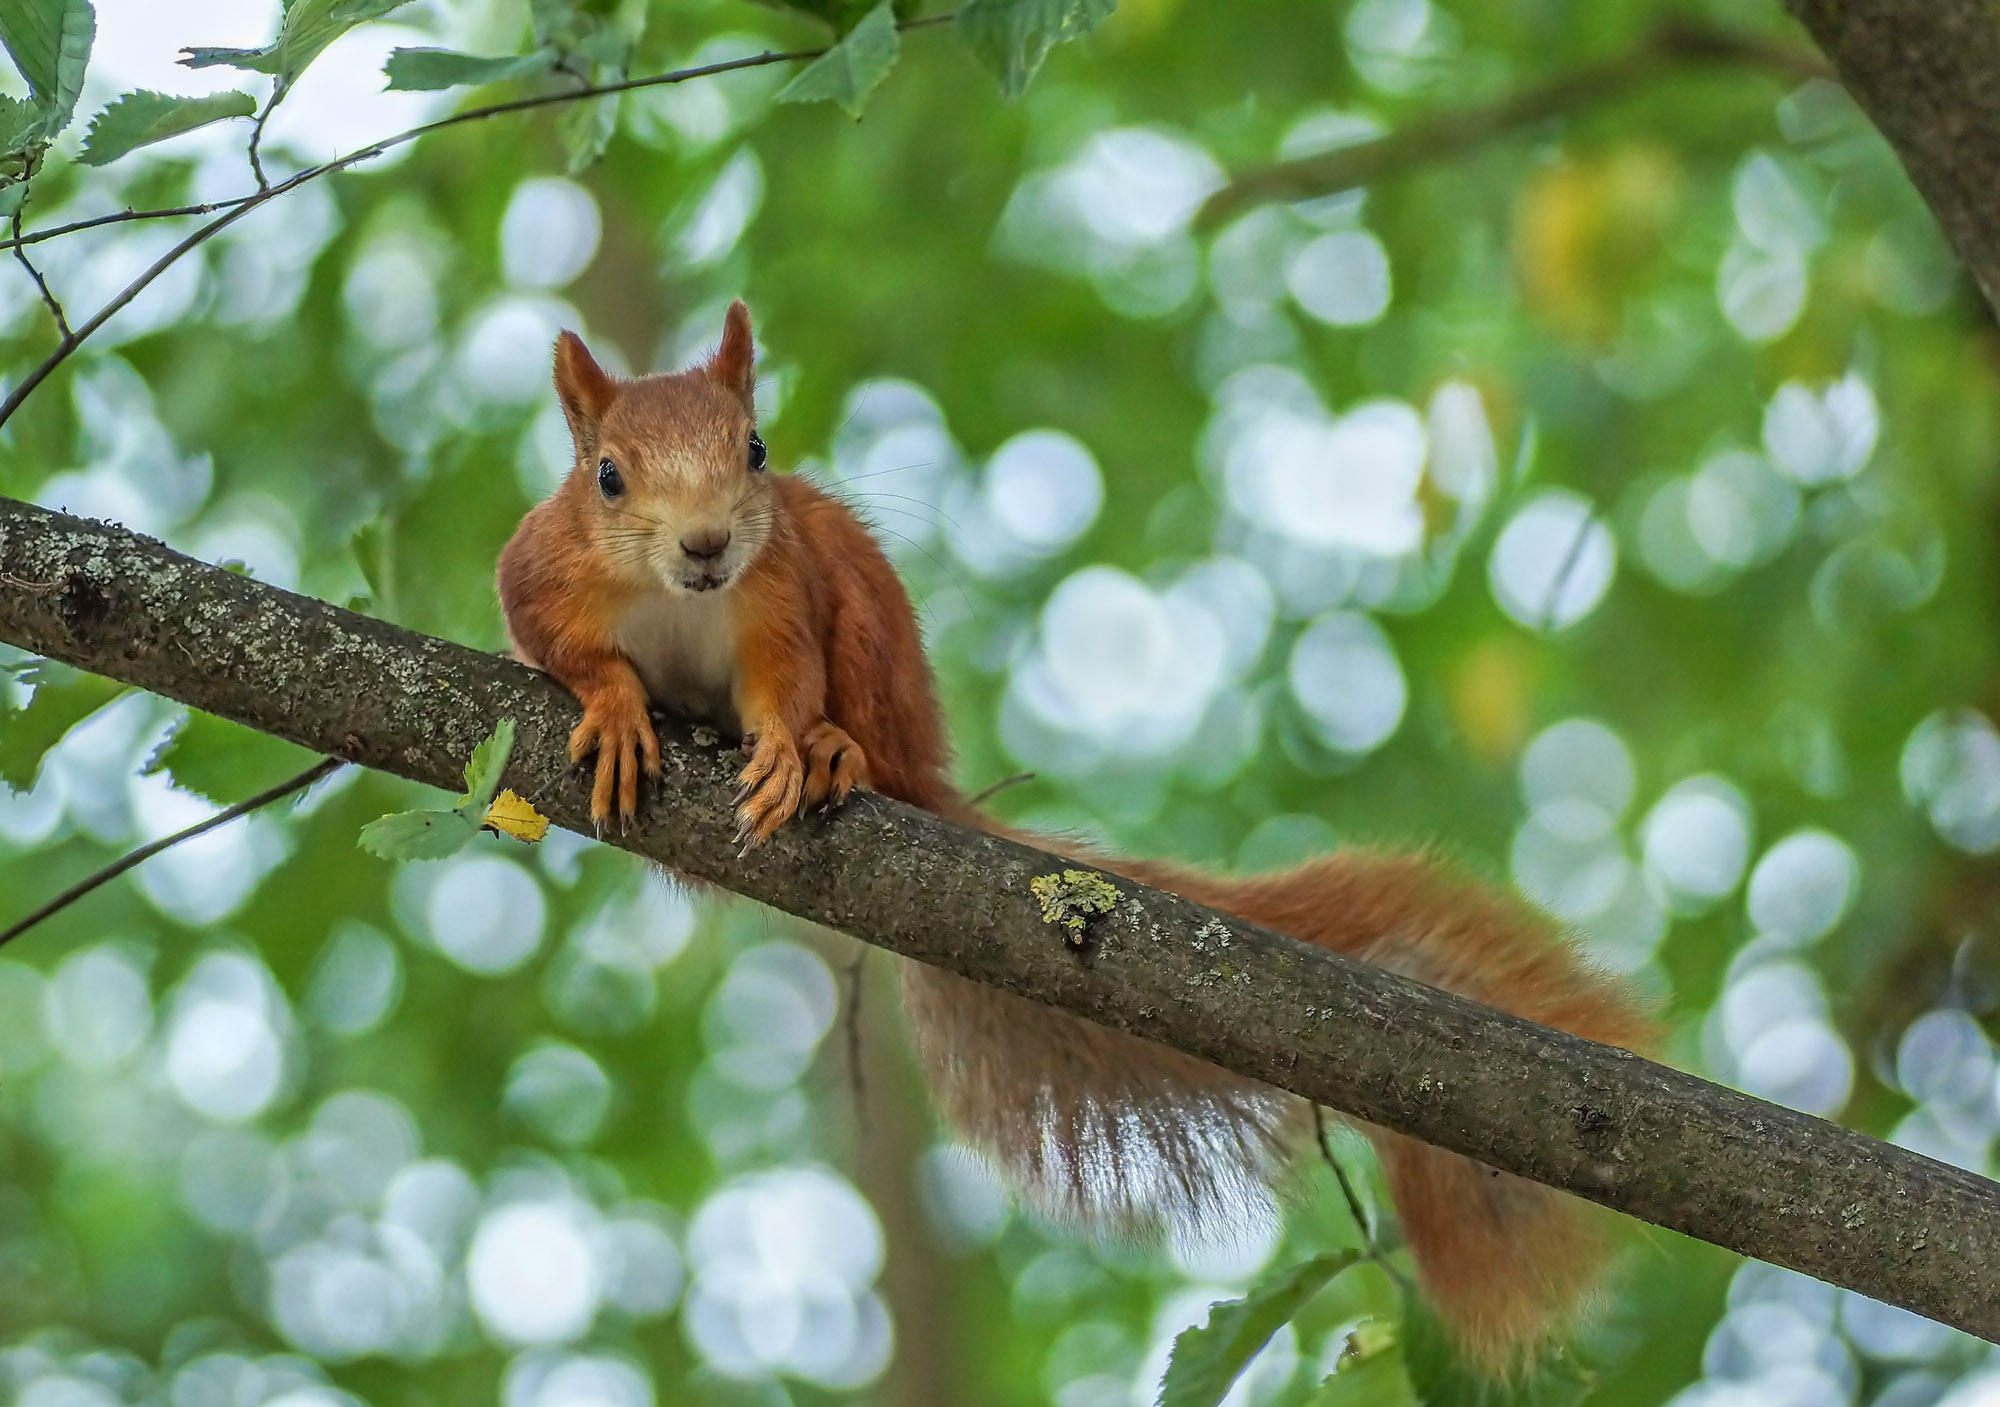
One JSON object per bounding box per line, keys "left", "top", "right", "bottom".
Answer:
{"left": 1156, "top": 1253, "right": 1359, "bottom": 1407}
{"left": 0, "top": 92, "right": 37, "bottom": 153}
{"left": 958, "top": 0, "right": 1113, "bottom": 97}
{"left": 382, "top": 46, "right": 555, "bottom": 91}
{"left": 357, "top": 807, "right": 481, "bottom": 861}
{"left": 0, "top": 664, "right": 125, "bottom": 792}
{"left": 457, "top": 718, "right": 516, "bottom": 816}
{"left": 1305, "top": 1321, "right": 1419, "bottom": 1407}
{"left": 181, "top": 0, "right": 409, "bottom": 89}
{"left": 146, "top": 710, "right": 319, "bottom": 807}
{"left": 77, "top": 89, "right": 256, "bottom": 166}
{"left": 356, "top": 719, "right": 515, "bottom": 861}
{"left": 558, "top": 89, "right": 618, "bottom": 174}
{"left": 0, "top": 180, "right": 25, "bottom": 217}
{"left": 0, "top": 0, "right": 94, "bottom": 144}
{"left": 777, "top": 2, "right": 899, "bottom": 119}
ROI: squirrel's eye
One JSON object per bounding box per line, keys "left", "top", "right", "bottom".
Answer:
{"left": 747, "top": 432, "right": 768, "bottom": 473}
{"left": 597, "top": 458, "right": 624, "bottom": 498}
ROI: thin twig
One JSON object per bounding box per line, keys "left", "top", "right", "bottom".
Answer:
{"left": 0, "top": 757, "right": 343, "bottom": 947}
{"left": 0, "top": 197, "right": 259, "bottom": 254}
{"left": 1313, "top": 1103, "right": 1377, "bottom": 1245}
{"left": 966, "top": 770, "right": 1035, "bottom": 807}
{"left": 247, "top": 92, "right": 278, "bottom": 191}
{"left": 8, "top": 164, "right": 69, "bottom": 338}
{"left": 1540, "top": 506, "right": 1597, "bottom": 630}
{"left": 1198, "top": 20, "right": 1829, "bottom": 228}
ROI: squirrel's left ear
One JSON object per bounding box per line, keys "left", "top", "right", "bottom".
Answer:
{"left": 706, "top": 299, "right": 756, "bottom": 412}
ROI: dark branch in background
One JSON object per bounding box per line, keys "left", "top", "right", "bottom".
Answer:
{"left": 0, "top": 757, "right": 343, "bottom": 948}
{"left": 1780, "top": 0, "right": 2000, "bottom": 319}
{"left": 1199, "top": 20, "right": 1828, "bottom": 228}
{"left": 0, "top": 17, "right": 962, "bottom": 432}
{"left": 4, "top": 495, "right": 1999, "bottom": 1342}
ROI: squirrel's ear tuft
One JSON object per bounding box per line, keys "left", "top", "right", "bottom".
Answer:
{"left": 706, "top": 300, "right": 756, "bottom": 412}
{"left": 553, "top": 331, "right": 618, "bottom": 454}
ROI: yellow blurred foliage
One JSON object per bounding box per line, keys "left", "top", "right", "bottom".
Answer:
{"left": 1513, "top": 144, "right": 1683, "bottom": 343}
{"left": 1449, "top": 635, "right": 1540, "bottom": 764}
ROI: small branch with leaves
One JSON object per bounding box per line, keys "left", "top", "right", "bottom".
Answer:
{"left": 0, "top": 0, "right": 1112, "bottom": 436}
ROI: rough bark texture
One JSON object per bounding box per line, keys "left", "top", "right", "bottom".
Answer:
{"left": 3, "top": 495, "right": 1999, "bottom": 1339}
{"left": 1782, "top": 0, "right": 2000, "bottom": 316}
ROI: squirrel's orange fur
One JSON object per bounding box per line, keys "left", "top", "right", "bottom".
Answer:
{"left": 497, "top": 303, "right": 1653, "bottom": 1373}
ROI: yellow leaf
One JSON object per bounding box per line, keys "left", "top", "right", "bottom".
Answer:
{"left": 483, "top": 789, "right": 550, "bottom": 843}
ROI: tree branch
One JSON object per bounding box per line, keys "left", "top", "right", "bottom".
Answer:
{"left": 1198, "top": 21, "right": 1828, "bottom": 229}
{"left": 1, "top": 493, "right": 1996, "bottom": 1340}
{"left": 1781, "top": 0, "right": 2000, "bottom": 319}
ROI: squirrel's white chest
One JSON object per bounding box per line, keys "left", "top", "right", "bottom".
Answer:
{"left": 613, "top": 590, "right": 739, "bottom": 729}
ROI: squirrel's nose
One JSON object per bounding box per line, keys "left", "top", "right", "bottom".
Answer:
{"left": 680, "top": 529, "right": 731, "bottom": 562}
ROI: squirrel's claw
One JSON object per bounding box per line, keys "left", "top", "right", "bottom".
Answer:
{"left": 571, "top": 688, "right": 659, "bottom": 828}
{"left": 801, "top": 720, "right": 869, "bottom": 814}
{"left": 734, "top": 726, "right": 804, "bottom": 848}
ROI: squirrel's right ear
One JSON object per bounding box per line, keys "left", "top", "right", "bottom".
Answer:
{"left": 552, "top": 331, "right": 618, "bottom": 454}
{"left": 705, "top": 300, "right": 756, "bottom": 413}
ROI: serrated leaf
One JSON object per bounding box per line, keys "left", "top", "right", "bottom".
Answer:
{"left": 777, "top": 2, "right": 899, "bottom": 119}
{"left": 78, "top": 88, "right": 256, "bottom": 166}
{"left": 0, "top": 0, "right": 93, "bottom": 145}
{"left": 181, "top": 0, "right": 409, "bottom": 89}
{"left": 0, "top": 92, "right": 38, "bottom": 155}
{"left": 146, "top": 709, "right": 319, "bottom": 807}
{"left": 1305, "top": 1321, "right": 1419, "bottom": 1407}
{"left": 1156, "top": 1253, "right": 1359, "bottom": 1407}
{"left": 458, "top": 718, "right": 516, "bottom": 815}
{"left": 483, "top": 789, "right": 549, "bottom": 843}
{"left": 0, "top": 664, "right": 125, "bottom": 792}
{"left": 358, "top": 807, "right": 480, "bottom": 861}
{"left": 382, "top": 46, "right": 555, "bottom": 91}
{"left": 958, "top": 0, "right": 1112, "bottom": 98}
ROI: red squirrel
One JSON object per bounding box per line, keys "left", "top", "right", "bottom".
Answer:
{"left": 498, "top": 302, "right": 1654, "bottom": 1373}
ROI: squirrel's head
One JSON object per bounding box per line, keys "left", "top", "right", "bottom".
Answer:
{"left": 550, "top": 300, "right": 773, "bottom": 597}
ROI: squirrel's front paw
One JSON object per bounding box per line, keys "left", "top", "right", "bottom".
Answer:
{"left": 569, "top": 687, "right": 661, "bottom": 825}
{"left": 801, "top": 721, "right": 869, "bottom": 812}
{"left": 735, "top": 726, "right": 804, "bottom": 848}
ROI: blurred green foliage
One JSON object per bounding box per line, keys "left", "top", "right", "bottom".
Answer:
{"left": 2, "top": 0, "right": 1999, "bottom": 1405}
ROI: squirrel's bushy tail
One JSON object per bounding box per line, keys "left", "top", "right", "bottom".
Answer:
{"left": 899, "top": 832, "right": 1653, "bottom": 1373}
